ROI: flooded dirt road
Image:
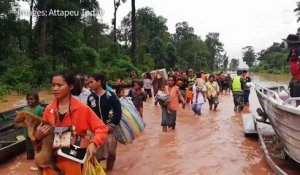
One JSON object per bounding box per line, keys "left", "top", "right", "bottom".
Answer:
{"left": 0, "top": 74, "right": 293, "bottom": 174}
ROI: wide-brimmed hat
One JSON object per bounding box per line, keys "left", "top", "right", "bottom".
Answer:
{"left": 282, "top": 34, "right": 300, "bottom": 44}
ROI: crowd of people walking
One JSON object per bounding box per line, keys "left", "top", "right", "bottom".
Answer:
{"left": 19, "top": 67, "right": 253, "bottom": 175}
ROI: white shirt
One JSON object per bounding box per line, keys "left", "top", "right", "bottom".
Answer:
{"left": 143, "top": 79, "right": 152, "bottom": 89}
{"left": 73, "top": 87, "right": 91, "bottom": 104}
{"left": 192, "top": 84, "right": 206, "bottom": 104}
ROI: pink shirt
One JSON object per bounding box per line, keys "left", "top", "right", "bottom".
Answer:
{"left": 165, "top": 85, "right": 180, "bottom": 111}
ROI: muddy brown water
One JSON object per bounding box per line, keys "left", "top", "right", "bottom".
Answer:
{"left": 0, "top": 73, "right": 297, "bottom": 175}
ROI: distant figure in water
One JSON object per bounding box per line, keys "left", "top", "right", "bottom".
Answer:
{"left": 242, "top": 70, "right": 252, "bottom": 106}
{"left": 206, "top": 75, "right": 220, "bottom": 111}
{"left": 155, "top": 84, "right": 170, "bottom": 132}
{"left": 231, "top": 70, "right": 246, "bottom": 113}
{"left": 164, "top": 75, "right": 185, "bottom": 130}
{"left": 223, "top": 73, "right": 232, "bottom": 94}
{"left": 283, "top": 34, "right": 300, "bottom": 106}
{"left": 143, "top": 72, "right": 153, "bottom": 98}
{"left": 192, "top": 73, "right": 206, "bottom": 115}
{"left": 128, "top": 81, "right": 147, "bottom": 117}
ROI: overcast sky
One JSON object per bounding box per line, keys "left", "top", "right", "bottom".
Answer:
{"left": 98, "top": 0, "right": 300, "bottom": 67}
{"left": 20, "top": 0, "right": 300, "bottom": 68}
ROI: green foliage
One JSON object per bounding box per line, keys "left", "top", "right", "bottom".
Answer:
{"left": 0, "top": 81, "right": 9, "bottom": 101}
{"left": 2, "top": 65, "right": 35, "bottom": 94}
{"left": 107, "top": 56, "right": 136, "bottom": 80}
{"left": 150, "top": 37, "right": 166, "bottom": 68}
{"left": 251, "top": 42, "right": 289, "bottom": 74}
{"left": 142, "top": 54, "right": 155, "bottom": 71}
{"left": 229, "top": 58, "right": 239, "bottom": 70}
{"left": 242, "top": 46, "right": 256, "bottom": 68}
{"left": 205, "top": 32, "right": 224, "bottom": 72}
{"left": 1, "top": 1, "right": 234, "bottom": 98}
{"left": 70, "top": 46, "right": 99, "bottom": 73}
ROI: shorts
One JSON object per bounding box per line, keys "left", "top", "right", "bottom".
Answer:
{"left": 95, "top": 133, "right": 117, "bottom": 161}
{"left": 233, "top": 91, "right": 244, "bottom": 107}
{"left": 207, "top": 95, "right": 219, "bottom": 106}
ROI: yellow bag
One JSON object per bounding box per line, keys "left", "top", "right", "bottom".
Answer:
{"left": 84, "top": 157, "right": 106, "bottom": 175}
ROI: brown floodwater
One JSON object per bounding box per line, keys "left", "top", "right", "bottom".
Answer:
{"left": 0, "top": 73, "right": 297, "bottom": 175}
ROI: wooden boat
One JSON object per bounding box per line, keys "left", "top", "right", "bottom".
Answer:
{"left": 0, "top": 106, "right": 25, "bottom": 133}
{"left": 0, "top": 102, "right": 49, "bottom": 163}
{"left": 255, "top": 82, "right": 300, "bottom": 164}
{"left": 0, "top": 128, "right": 25, "bottom": 163}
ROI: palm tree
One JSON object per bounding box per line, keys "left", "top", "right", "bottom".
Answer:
{"left": 28, "top": 0, "right": 37, "bottom": 60}
{"left": 131, "top": 0, "right": 136, "bottom": 61}
{"left": 36, "top": 0, "right": 48, "bottom": 58}
{"left": 294, "top": 2, "right": 300, "bottom": 22}
{"left": 113, "top": 0, "right": 126, "bottom": 43}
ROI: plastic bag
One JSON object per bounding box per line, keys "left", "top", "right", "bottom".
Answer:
{"left": 84, "top": 157, "right": 106, "bottom": 175}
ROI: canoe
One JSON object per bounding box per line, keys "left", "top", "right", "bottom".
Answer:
{"left": 0, "top": 106, "right": 25, "bottom": 133}
{"left": 255, "top": 82, "right": 300, "bottom": 163}
{"left": 0, "top": 102, "right": 49, "bottom": 163}
{"left": 0, "top": 128, "right": 25, "bottom": 163}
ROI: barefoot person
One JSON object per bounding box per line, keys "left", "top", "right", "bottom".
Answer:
{"left": 242, "top": 70, "right": 252, "bottom": 106}
{"left": 231, "top": 70, "right": 246, "bottom": 113}
{"left": 35, "top": 70, "right": 108, "bottom": 175}
{"left": 206, "top": 75, "right": 220, "bottom": 111}
{"left": 192, "top": 73, "right": 207, "bottom": 115}
{"left": 165, "top": 75, "right": 185, "bottom": 129}
{"left": 155, "top": 84, "right": 170, "bottom": 132}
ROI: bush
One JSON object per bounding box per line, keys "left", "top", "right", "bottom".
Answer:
{"left": 0, "top": 82, "right": 9, "bottom": 101}
{"left": 15, "top": 82, "right": 32, "bottom": 95}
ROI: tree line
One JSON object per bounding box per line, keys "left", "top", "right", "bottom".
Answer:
{"left": 0, "top": 0, "right": 243, "bottom": 97}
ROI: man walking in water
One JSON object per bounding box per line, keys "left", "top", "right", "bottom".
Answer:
{"left": 231, "top": 70, "right": 245, "bottom": 113}
{"left": 283, "top": 34, "right": 300, "bottom": 106}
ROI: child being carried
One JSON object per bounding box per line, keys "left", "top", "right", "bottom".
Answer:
{"left": 155, "top": 84, "right": 170, "bottom": 113}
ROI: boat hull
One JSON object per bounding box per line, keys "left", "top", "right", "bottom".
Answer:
{"left": 256, "top": 84, "right": 300, "bottom": 163}
{"left": 0, "top": 129, "right": 26, "bottom": 163}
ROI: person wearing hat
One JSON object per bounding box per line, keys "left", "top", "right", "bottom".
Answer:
{"left": 231, "top": 70, "right": 246, "bottom": 113}
{"left": 283, "top": 34, "right": 300, "bottom": 104}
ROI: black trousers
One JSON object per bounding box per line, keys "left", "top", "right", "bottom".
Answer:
{"left": 26, "top": 137, "right": 35, "bottom": 160}
{"left": 144, "top": 89, "right": 152, "bottom": 98}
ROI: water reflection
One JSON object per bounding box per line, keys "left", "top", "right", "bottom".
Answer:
{"left": 252, "top": 72, "right": 290, "bottom": 85}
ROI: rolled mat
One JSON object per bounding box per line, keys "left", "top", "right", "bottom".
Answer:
{"left": 114, "top": 97, "right": 146, "bottom": 144}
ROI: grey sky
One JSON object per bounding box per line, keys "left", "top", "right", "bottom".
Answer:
{"left": 99, "top": 0, "right": 300, "bottom": 67}
{"left": 20, "top": 0, "right": 300, "bottom": 68}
